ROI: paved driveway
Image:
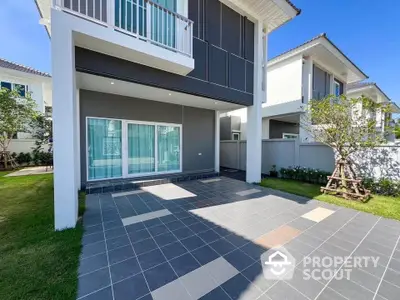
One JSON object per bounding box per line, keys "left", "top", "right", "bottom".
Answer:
{"left": 78, "top": 177, "right": 400, "bottom": 300}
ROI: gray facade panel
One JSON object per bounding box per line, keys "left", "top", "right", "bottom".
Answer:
{"left": 269, "top": 120, "right": 299, "bottom": 139}
{"left": 79, "top": 90, "right": 214, "bottom": 184}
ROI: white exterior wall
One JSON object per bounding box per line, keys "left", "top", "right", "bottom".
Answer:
{"left": 0, "top": 68, "right": 52, "bottom": 140}
{"left": 0, "top": 69, "right": 51, "bottom": 114}
{"left": 264, "top": 55, "right": 303, "bottom": 108}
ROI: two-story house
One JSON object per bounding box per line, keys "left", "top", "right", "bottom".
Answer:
{"left": 35, "top": 0, "right": 300, "bottom": 229}
{"left": 222, "top": 33, "right": 368, "bottom": 142}
{"left": 347, "top": 82, "right": 400, "bottom": 142}
{"left": 0, "top": 58, "right": 52, "bottom": 152}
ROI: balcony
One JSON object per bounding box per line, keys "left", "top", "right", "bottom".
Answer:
{"left": 52, "top": 0, "right": 194, "bottom": 74}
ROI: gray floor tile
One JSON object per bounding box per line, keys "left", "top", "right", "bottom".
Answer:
{"left": 132, "top": 238, "right": 158, "bottom": 255}
{"left": 104, "top": 227, "right": 126, "bottom": 240}
{"left": 172, "top": 227, "right": 196, "bottom": 239}
{"left": 106, "top": 235, "right": 130, "bottom": 251}
{"left": 108, "top": 245, "right": 135, "bottom": 265}
{"left": 289, "top": 218, "right": 316, "bottom": 231}
{"left": 170, "top": 253, "right": 201, "bottom": 277}
{"left": 191, "top": 245, "right": 220, "bottom": 265}
{"left": 388, "top": 257, "right": 400, "bottom": 273}
{"left": 79, "top": 286, "right": 113, "bottom": 300}
{"left": 285, "top": 267, "right": 325, "bottom": 299}
{"left": 138, "top": 248, "right": 167, "bottom": 271}
{"left": 209, "top": 238, "right": 236, "bottom": 256}
{"left": 151, "top": 279, "right": 192, "bottom": 300}
{"left": 206, "top": 257, "right": 239, "bottom": 286}
{"left": 327, "top": 278, "right": 374, "bottom": 300}
{"left": 110, "top": 257, "right": 141, "bottom": 282}
{"left": 315, "top": 287, "right": 348, "bottom": 300}
{"left": 113, "top": 273, "right": 150, "bottom": 300}
{"left": 129, "top": 228, "right": 151, "bottom": 243}
{"left": 383, "top": 267, "right": 400, "bottom": 287}
{"left": 200, "top": 287, "right": 231, "bottom": 300}
{"left": 221, "top": 273, "right": 262, "bottom": 300}
{"left": 318, "top": 242, "right": 350, "bottom": 257}
{"left": 153, "top": 232, "right": 178, "bottom": 247}
{"left": 81, "top": 241, "right": 106, "bottom": 259}
{"left": 84, "top": 224, "right": 103, "bottom": 236}
{"left": 223, "top": 249, "right": 254, "bottom": 271}
{"left": 266, "top": 281, "right": 308, "bottom": 300}
{"left": 161, "top": 241, "right": 188, "bottom": 260}
{"left": 82, "top": 232, "right": 105, "bottom": 245}
{"left": 77, "top": 268, "right": 111, "bottom": 298}
{"left": 144, "top": 262, "right": 178, "bottom": 291}
{"left": 103, "top": 220, "right": 124, "bottom": 231}
{"left": 79, "top": 253, "right": 108, "bottom": 275}
{"left": 377, "top": 280, "right": 400, "bottom": 299}
{"left": 181, "top": 235, "right": 206, "bottom": 251}
{"left": 348, "top": 268, "right": 381, "bottom": 292}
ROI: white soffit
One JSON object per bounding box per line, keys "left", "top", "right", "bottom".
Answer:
{"left": 220, "top": 0, "right": 300, "bottom": 32}
{"left": 268, "top": 35, "right": 368, "bottom": 84}
{"left": 76, "top": 72, "right": 245, "bottom": 111}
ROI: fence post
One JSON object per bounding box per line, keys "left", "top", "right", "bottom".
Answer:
{"left": 236, "top": 141, "right": 240, "bottom": 170}
{"left": 294, "top": 139, "right": 300, "bottom": 166}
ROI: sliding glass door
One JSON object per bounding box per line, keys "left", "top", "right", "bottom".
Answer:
{"left": 87, "top": 118, "right": 123, "bottom": 180}
{"left": 87, "top": 117, "right": 181, "bottom": 181}
{"left": 127, "top": 123, "right": 155, "bottom": 174}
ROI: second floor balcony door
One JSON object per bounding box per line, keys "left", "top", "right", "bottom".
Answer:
{"left": 115, "top": 0, "right": 177, "bottom": 49}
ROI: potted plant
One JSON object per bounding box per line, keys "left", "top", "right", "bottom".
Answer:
{"left": 270, "top": 165, "right": 278, "bottom": 177}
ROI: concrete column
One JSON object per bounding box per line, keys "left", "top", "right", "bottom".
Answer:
{"left": 215, "top": 110, "right": 220, "bottom": 173}
{"left": 262, "top": 118, "right": 270, "bottom": 139}
{"left": 52, "top": 10, "right": 78, "bottom": 230}
{"left": 300, "top": 57, "right": 313, "bottom": 142}
{"left": 246, "top": 20, "right": 263, "bottom": 183}
{"left": 303, "top": 58, "right": 313, "bottom": 104}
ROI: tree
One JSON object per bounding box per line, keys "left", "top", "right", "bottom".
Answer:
{"left": 394, "top": 119, "right": 400, "bottom": 140}
{"left": 30, "top": 114, "right": 53, "bottom": 153}
{"left": 300, "top": 95, "right": 391, "bottom": 201}
{"left": 0, "top": 87, "right": 37, "bottom": 169}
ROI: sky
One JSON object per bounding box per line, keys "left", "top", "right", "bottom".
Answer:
{"left": 1, "top": 0, "right": 399, "bottom": 106}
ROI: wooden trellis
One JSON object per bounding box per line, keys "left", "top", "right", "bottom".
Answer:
{"left": 321, "top": 159, "right": 370, "bottom": 201}
{"left": 0, "top": 151, "right": 18, "bottom": 170}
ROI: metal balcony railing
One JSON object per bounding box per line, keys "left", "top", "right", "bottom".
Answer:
{"left": 54, "top": 0, "right": 193, "bottom": 57}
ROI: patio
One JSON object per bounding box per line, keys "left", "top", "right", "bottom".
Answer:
{"left": 78, "top": 177, "right": 400, "bottom": 300}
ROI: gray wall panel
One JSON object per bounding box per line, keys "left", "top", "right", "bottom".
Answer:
{"left": 79, "top": 90, "right": 215, "bottom": 183}
{"left": 269, "top": 120, "right": 299, "bottom": 139}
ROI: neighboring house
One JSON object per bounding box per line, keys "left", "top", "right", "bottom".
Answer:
{"left": 0, "top": 58, "right": 52, "bottom": 152}
{"left": 221, "top": 33, "right": 368, "bottom": 142}
{"left": 35, "top": 0, "right": 300, "bottom": 229}
{"left": 347, "top": 82, "right": 400, "bottom": 142}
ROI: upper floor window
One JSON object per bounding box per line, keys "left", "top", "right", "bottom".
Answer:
{"left": 334, "top": 79, "right": 344, "bottom": 97}
{"left": 0, "top": 81, "right": 28, "bottom": 97}
{"left": 313, "top": 65, "right": 331, "bottom": 100}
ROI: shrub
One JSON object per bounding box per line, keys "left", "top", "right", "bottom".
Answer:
{"left": 363, "top": 177, "right": 400, "bottom": 197}
{"left": 279, "top": 166, "right": 331, "bottom": 185}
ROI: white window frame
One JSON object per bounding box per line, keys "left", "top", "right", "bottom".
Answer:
{"left": 86, "top": 116, "right": 183, "bottom": 182}
{"left": 282, "top": 133, "right": 299, "bottom": 139}
{"left": 0, "top": 81, "right": 28, "bottom": 96}
{"left": 232, "top": 132, "right": 240, "bottom": 141}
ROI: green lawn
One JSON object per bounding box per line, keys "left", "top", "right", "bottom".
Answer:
{"left": 261, "top": 178, "right": 400, "bottom": 221}
{"left": 0, "top": 171, "right": 85, "bottom": 300}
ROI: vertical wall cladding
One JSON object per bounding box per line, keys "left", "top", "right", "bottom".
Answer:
{"left": 188, "top": 0, "right": 254, "bottom": 94}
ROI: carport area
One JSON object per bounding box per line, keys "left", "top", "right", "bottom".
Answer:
{"left": 78, "top": 177, "right": 400, "bottom": 300}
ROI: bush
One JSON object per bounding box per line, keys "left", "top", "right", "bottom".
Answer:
{"left": 279, "top": 166, "right": 331, "bottom": 185}
{"left": 15, "top": 151, "right": 53, "bottom": 167}
{"left": 363, "top": 177, "right": 400, "bottom": 197}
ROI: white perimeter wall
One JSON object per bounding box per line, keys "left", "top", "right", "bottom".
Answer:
{"left": 8, "top": 139, "right": 49, "bottom": 153}
{"left": 221, "top": 140, "right": 400, "bottom": 180}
